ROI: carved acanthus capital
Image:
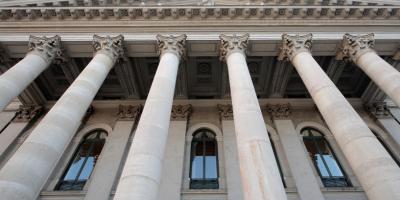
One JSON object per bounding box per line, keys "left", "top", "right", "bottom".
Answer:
{"left": 266, "top": 103, "right": 291, "bottom": 119}
{"left": 337, "top": 33, "right": 375, "bottom": 62}
{"left": 217, "top": 104, "right": 233, "bottom": 120}
{"left": 93, "top": 35, "right": 124, "bottom": 62}
{"left": 14, "top": 105, "right": 43, "bottom": 122}
{"left": 219, "top": 33, "right": 249, "bottom": 62}
{"left": 118, "top": 105, "right": 142, "bottom": 121}
{"left": 365, "top": 102, "right": 391, "bottom": 119}
{"left": 28, "top": 35, "right": 63, "bottom": 63}
{"left": 171, "top": 104, "right": 192, "bottom": 121}
{"left": 278, "top": 33, "right": 313, "bottom": 61}
{"left": 156, "top": 34, "right": 187, "bottom": 59}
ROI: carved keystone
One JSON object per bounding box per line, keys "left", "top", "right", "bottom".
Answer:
{"left": 28, "top": 35, "right": 63, "bottom": 63}
{"left": 156, "top": 34, "right": 187, "bottom": 59}
{"left": 337, "top": 33, "right": 375, "bottom": 62}
{"left": 278, "top": 33, "right": 313, "bottom": 61}
{"left": 219, "top": 33, "right": 249, "bottom": 62}
{"left": 93, "top": 35, "right": 124, "bottom": 62}
{"left": 171, "top": 104, "right": 192, "bottom": 120}
{"left": 217, "top": 104, "right": 233, "bottom": 120}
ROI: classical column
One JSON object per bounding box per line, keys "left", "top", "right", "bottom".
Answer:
{"left": 158, "top": 104, "right": 192, "bottom": 200}
{"left": 114, "top": 34, "right": 186, "bottom": 200}
{"left": 279, "top": 33, "right": 400, "bottom": 200}
{"left": 85, "top": 105, "right": 142, "bottom": 200}
{"left": 339, "top": 33, "right": 400, "bottom": 107}
{"left": 0, "top": 35, "right": 62, "bottom": 111}
{"left": 219, "top": 34, "right": 287, "bottom": 200}
{"left": 0, "top": 35, "right": 124, "bottom": 200}
{"left": 217, "top": 104, "right": 244, "bottom": 200}
{"left": 267, "top": 104, "right": 325, "bottom": 200}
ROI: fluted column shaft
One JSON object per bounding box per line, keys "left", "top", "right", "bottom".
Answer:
{"left": 114, "top": 34, "right": 186, "bottom": 200}
{"left": 0, "top": 35, "right": 123, "bottom": 200}
{"left": 281, "top": 34, "right": 400, "bottom": 200}
{"left": 340, "top": 33, "right": 400, "bottom": 107}
{"left": 220, "top": 34, "right": 287, "bottom": 200}
{"left": 0, "top": 36, "right": 62, "bottom": 111}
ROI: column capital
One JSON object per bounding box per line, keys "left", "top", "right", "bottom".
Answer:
{"left": 117, "top": 105, "right": 142, "bottom": 121}
{"left": 393, "top": 48, "right": 400, "bottom": 61}
{"left": 171, "top": 104, "right": 192, "bottom": 121}
{"left": 278, "top": 33, "right": 313, "bottom": 61}
{"left": 365, "top": 102, "right": 391, "bottom": 119}
{"left": 219, "top": 33, "right": 249, "bottom": 62}
{"left": 156, "top": 34, "right": 187, "bottom": 59}
{"left": 14, "top": 105, "right": 43, "bottom": 122}
{"left": 266, "top": 103, "right": 291, "bottom": 119}
{"left": 28, "top": 35, "right": 63, "bottom": 63}
{"left": 93, "top": 35, "right": 124, "bottom": 62}
{"left": 337, "top": 33, "right": 375, "bottom": 62}
{"left": 217, "top": 104, "right": 233, "bottom": 120}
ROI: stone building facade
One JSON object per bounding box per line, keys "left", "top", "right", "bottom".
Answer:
{"left": 0, "top": 0, "right": 399, "bottom": 200}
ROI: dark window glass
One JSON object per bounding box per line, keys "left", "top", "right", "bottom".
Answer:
{"left": 302, "top": 128, "right": 350, "bottom": 187}
{"left": 269, "top": 134, "right": 286, "bottom": 187}
{"left": 372, "top": 131, "right": 400, "bottom": 167}
{"left": 56, "top": 130, "right": 107, "bottom": 191}
{"left": 190, "top": 129, "right": 218, "bottom": 189}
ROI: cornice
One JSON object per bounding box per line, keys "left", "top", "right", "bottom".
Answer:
{"left": 0, "top": 5, "right": 399, "bottom": 22}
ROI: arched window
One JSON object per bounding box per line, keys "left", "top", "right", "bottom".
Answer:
{"left": 371, "top": 130, "right": 400, "bottom": 167}
{"left": 190, "top": 129, "right": 218, "bottom": 189}
{"left": 269, "top": 134, "right": 286, "bottom": 187}
{"left": 301, "top": 127, "right": 350, "bottom": 187}
{"left": 56, "top": 129, "right": 107, "bottom": 191}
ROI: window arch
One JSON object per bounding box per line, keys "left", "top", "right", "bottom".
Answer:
{"left": 190, "top": 129, "right": 219, "bottom": 189}
{"left": 301, "top": 127, "right": 350, "bottom": 187}
{"left": 56, "top": 129, "right": 107, "bottom": 191}
{"left": 371, "top": 130, "right": 400, "bottom": 167}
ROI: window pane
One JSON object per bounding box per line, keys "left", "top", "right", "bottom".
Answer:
{"left": 315, "top": 154, "right": 330, "bottom": 177}
{"left": 63, "top": 157, "right": 84, "bottom": 181}
{"left": 323, "top": 154, "right": 344, "bottom": 176}
{"left": 205, "top": 156, "right": 217, "bottom": 179}
{"left": 191, "top": 156, "right": 204, "bottom": 178}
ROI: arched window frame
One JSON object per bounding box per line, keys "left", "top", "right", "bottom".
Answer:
{"left": 300, "top": 126, "right": 351, "bottom": 187}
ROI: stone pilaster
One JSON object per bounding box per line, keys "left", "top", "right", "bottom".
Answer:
{"left": 278, "top": 33, "right": 312, "bottom": 61}
{"left": 265, "top": 103, "right": 291, "bottom": 119}
{"left": 217, "top": 104, "right": 233, "bottom": 120}
{"left": 337, "top": 33, "right": 375, "bottom": 62}
{"left": 171, "top": 104, "right": 192, "bottom": 121}
{"left": 219, "top": 33, "right": 249, "bottom": 61}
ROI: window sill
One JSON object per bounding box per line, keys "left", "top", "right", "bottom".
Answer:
{"left": 321, "top": 187, "right": 364, "bottom": 192}
{"left": 40, "top": 190, "right": 86, "bottom": 196}
{"left": 181, "top": 189, "right": 227, "bottom": 194}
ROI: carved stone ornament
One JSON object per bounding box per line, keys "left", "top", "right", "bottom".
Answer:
{"left": 117, "top": 105, "right": 142, "bottom": 121}
{"left": 217, "top": 104, "right": 233, "bottom": 120}
{"left": 266, "top": 103, "right": 291, "bottom": 119}
{"left": 93, "top": 35, "right": 124, "bottom": 62}
{"left": 219, "top": 33, "right": 249, "bottom": 62}
{"left": 337, "top": 33, "right": 375, "bottom": 62}
{"left": 28, "top": 35, "right": 63, "bottom": 63}
{"left": 171, "top": 104, "right": 192, "bottom": 121}
{"left": 392, "top": 48, "right": 400, "bottom": 61}
{"left": 365, "top": 102, "right": 391, "bottom": 119}
{"left": 156, "top": 34, "right": 187, "bottom": 59}
{"left": 278, "top": 33, "right": 313, "bottom": 61}
{"left": 14, "top": 105, "right": 43, "bottom": 122}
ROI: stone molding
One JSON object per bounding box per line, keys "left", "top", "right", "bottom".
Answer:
{"left": 117, "top": 104, "right": 142, "bottom": 121}
{"left": 278, "top": 33, "right": 312, "bottom": 61}
{"left": 1, "top": 6, "right": 399, "bottom": 21}
{"left": 217, "top": 104, "right": 233, "bottom": 120}
{"left": 219, "top": 33, "right": 249, "bottom": 61}
{"left": 365, "top": 102, "right": 391, "bottom": 119}
{"left": 14, "top": 105, "right": 43, "bottom": 122}
{"left": 266, "top": 103, "right": 291, "bottom": 119}
{"left": 28, "top": 35, "right": 63, "bottom": 63}
{"left": 171, "top": 104, "right": 192, "bottom": 121}
{"left": 156, "top": 34, "right": 187, "bottom": 59}
{"left": 93, "top": 35, "right": 124, "bottom": 62}
{"left": 337, "top": 33, "right": 375, "bottom": 62}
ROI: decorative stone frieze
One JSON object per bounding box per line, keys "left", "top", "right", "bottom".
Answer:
{"left": 93, "top": 35, "right": 124, "bottom": 62}
{"left": 365, "top": 102, "right": 391, "bottom": 119}
{"left": 217, "top": 104, "right": 233, "bottom": 120}
{"left": 14, "top": 105, "right": 43, "bottom": 122}
{"left": 219, "top": 33, "right": 249, "bottom": 62}
{"left": 278, "top": 33, "right": 313, "bottom": 61}
{"left": 337, "top": 33, "right": 375, "bottom": 62}
{"left": 117, "top": 105, "right": 142, "bottom": 121}
{"left": 266, "top": 103, "right": 291, "bottom": 119}
{"left": 171, "top": 104, "right": 192, "bottom": 121}
{"left": 156, "top": 34, "right": 187, "bottom": 59}
{"left": 28, "top": 35, "right": 63, "bottom": 63}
